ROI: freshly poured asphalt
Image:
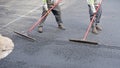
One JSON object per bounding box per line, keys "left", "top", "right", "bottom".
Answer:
{"left": 0, "top": 0, "right": 120, "bottom": 68}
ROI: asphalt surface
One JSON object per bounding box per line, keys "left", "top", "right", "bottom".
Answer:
{"left": 0, "top": 0, "right": 120, "bottom": 68}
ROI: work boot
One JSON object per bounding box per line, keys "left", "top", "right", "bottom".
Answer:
{"left": 96, "top": 24, "right": 102, "bottom": 31}
{"left": 38, "top": 26, "right": 43, "bottom": 33}
{"left": 58, "top": 23, "right": 66, "bottom": 30}
{"left": 92, "top": 26, "right": 98, "bottom": 34}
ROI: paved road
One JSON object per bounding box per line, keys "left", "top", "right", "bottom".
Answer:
{"left": 0, "top": 0, "right": 120, "bottom": 68}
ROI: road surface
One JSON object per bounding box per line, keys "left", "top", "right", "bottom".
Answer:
{"left": 0, "top": 0, "right": 120, "bottom": 68}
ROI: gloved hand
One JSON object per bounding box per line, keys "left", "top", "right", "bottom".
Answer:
{"left": 91, "top": 5, "right": 96, "bottom": 14}
{"left": 43, "top": 4, "right": 48, "bottom": 11}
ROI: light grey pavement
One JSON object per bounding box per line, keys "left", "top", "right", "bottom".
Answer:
{"left": 0, "top": 0, "right": 120, "bottom": 68}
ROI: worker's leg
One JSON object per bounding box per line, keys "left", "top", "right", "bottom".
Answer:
{"left": 88, "top": 5, "right": 98, "bottom": 34}
{"left": 52, "top": 7, "right": 65, "bottom": 30}
{"left": 38, "top": 7, "right": 48, "bottom": 33}
{"left": 95, "top": 6, "right": 102, "bottom": 31}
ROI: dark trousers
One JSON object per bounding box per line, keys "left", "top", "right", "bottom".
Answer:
{"left": 88, "top": 5, "right": 102, "bottom": 25}
{"left": 38, "top": 5, "right": 63, "bottom": 27}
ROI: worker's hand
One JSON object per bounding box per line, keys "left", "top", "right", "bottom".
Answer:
{"left": 93, "top": 10, "right": 97, "bottom": 15}
{"left": 93, "top": 5, "right": 99, "bottom": 15}
{"left": 90, "top": 5, "right": 96, "bottom": 15}
{"left": 43, "top": 4, "right": 48, "bottom": 11}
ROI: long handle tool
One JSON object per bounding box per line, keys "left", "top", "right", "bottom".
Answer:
{"left": 69, "top": 0, "right": 103, "bottom": 45}
{"left": 14, "top": 0, "right": 62, "bottom": 41}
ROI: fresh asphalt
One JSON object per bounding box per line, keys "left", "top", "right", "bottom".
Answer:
{"left": 0, "top": 0, "right": 120, "bottom": 68}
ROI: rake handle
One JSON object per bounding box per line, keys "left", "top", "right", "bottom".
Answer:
{"left": 28, "top": 0, "right": 62, "bottom": 32}
{"left": 83, "top": 0, "right": 103, "bottom": 40}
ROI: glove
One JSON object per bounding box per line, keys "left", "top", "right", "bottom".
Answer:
{"left": 91, "top": 5, "right": 96, "bottom": 14}
{"left": 43, "top": 4, "right": 48, "bottom": 11}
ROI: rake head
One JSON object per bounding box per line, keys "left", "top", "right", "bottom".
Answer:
{"left": 14, "top": 31, "right": 36, "bottom": 41}
{"left": 69, "top": 39, "right": 98, "bottom": 45}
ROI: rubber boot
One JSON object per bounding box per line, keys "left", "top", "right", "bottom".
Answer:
{"left": 92, "top": 24, "right": 98, "bottom": 34}
{"left": 96, "top": 24, "right": 102, "bottom": 31}
{"left": 38, "top": 26, "right": 43, "bottom": 33}
{"left": 58, "top": 23, "right": 66, "bottom": 30}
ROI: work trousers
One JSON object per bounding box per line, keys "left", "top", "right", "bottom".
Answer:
{"left": 88, "top": 5, "right": 102, "bottom": 24}
{"left": 38, "top": 5, "right": 63, "bottom": 27}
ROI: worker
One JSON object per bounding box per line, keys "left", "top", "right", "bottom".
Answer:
{"left": 87, "top": 0, "right": 102, "bottom": 34}
{"left": 38, "top": 0, "right": 65, "bottom": 33}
